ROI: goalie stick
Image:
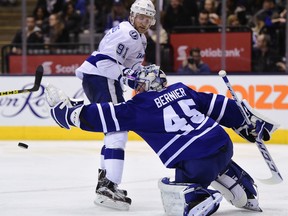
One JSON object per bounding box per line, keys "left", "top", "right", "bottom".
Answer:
{"left": 0, "top": 65, "right": 44, "bottom": 97}
{"left": 218, "top": 70, "right": 283, "bottom": 184}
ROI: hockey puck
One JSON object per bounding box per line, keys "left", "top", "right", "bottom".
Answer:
{"left": 18, "top": 142, "right": 29, "bottom": 149}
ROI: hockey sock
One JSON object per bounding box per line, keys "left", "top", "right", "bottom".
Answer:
{"left": 104, "top": 148, "right": 125, "bottom": 184}
{"left": 100, "top": 145, "right": 106, "bottom": 170}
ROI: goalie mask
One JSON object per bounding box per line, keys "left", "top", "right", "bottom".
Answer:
{"left": 135, "top": 65, "right": 167, "bottom": 93}
{"left": 129, "top": 0, "right": 156, "bottom": 27}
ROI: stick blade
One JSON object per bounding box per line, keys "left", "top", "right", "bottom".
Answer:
{"left": 257, "top": 174, "right": 283, "bottom": 185}
{"left": 32, "top": 65, "right": 44, "bottom": 91}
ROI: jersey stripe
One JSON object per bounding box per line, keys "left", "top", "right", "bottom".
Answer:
{"left": 216, "top": 97, "right": 228, "bottom": 123}
{"left": 164, "top": 122, "right": 218, "bottom": 167}
{"left": 109, "top": 102, "right": 120, "bottom": 131}
{"left": 157, "top": 116, "right": 210, "bottom": 158}
{"left": 207, "top": 94, "right": 217, "bottom": 116}
{"left": 157, "top": 130, "right": 190, "bottom": 157}
{"left": 86, "top": 53, "right": 118, "bottom": 66}
{"left": 96, "top": 104, "right": 107, "bottom": 133}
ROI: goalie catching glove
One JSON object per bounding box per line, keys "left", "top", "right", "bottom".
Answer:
{"left": 45, "top": 83, "right": 84, "bottom": 130}
{"left": 233, "top": 99, "right": 279, "bottom": 143}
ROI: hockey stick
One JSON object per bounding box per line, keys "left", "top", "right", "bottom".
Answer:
{"left": 0, "top": 65, "right": 44, "bottom": 96}
{"left": 255, "top": 123, "right": 283, "bottom": 184}
{"left": 218, "top": 70, "right": 283, "bottom": 184}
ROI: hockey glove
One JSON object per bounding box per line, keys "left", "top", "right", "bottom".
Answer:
{"left": 120, "top": 64, "right": 161, "bottom": 89}
{"left": 119, "top": 68, "right": 139, "bottom": 89}
{"left": 233, "top": 100, "right": 280, "bottom": 143}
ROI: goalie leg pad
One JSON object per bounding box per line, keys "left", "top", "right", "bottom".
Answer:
{"left": 211, "top": 161, "right": 261, "bottom": 211}
{"left": 158, "top": 177, "right": 222, "bottom": 216}
{"left": 227, "top": 161, "right": 257, "bottom": 197}
{"left": 211, "top": 173, "right": 247, "bottom": 208}
{"left": 158, "top": 177, "right": 188, "bottom": 216}
{"left": 183, "top": 185, "right": 222, "bottom": 216}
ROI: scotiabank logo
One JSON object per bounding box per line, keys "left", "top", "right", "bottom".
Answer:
{"left": 55, "top": 64, "right": 79, "bottom": 74}
{"left": 201, "top": 48, "right": 243, "bottom": 57}
{"left": 177, "top": 46, "right": 244, "bottom": 60}
{"left": 188, "top": 84, "right": 288, "bottom": 110}
{"left": 43, "top": 61, "right": 79, "bottom": 74}
{"left": 170, "top": 32, "right": 252, "bottom": 72}
{"left": 42, "top": 61, "right": 53, "bottom": 74}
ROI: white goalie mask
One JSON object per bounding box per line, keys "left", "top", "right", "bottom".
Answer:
{"left": 130, "top": 0, "right": 156, "bottom": 26}
{"left": 136, "top": 65, "right": 167, "bottom": 93}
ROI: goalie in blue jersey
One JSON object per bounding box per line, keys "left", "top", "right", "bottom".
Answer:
{"left": 45, "top": 67, "right": 278, "bottom": 216}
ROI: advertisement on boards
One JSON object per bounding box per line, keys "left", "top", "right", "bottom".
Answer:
{"left": 0, "top": 75, "right": 287, "bottom": 142}
{"left": 170, "top": 32, "right": 252, "bottom": 72}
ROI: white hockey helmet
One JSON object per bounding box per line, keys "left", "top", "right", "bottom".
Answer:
{"left": 136, "top": 65, "right": 167, "bottom": 92}
{"left": 130, "top": 0, "right": 156, "bottom": 26}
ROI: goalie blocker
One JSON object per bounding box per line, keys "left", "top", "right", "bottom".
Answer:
{"left": 232, "top": 99, "right": 280, "bottom": 143}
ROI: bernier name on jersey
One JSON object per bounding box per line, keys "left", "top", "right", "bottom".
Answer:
{"left": 154, "top": 88, "right": 187, "bottom": 108}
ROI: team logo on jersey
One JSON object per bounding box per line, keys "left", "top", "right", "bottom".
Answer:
{"left": 129, "top": 30, "right": 138, "bottom": 40}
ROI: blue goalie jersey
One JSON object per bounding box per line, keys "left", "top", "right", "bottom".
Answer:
{"left": 79, "top": 82, "right": 245, "bottom": 168}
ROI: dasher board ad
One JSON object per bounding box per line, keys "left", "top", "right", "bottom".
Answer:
{"left": 170, "top": 32, "right": 252, "bottom": 72}
{"left": 0, "top": 75, "right": 287, "bottom": 142}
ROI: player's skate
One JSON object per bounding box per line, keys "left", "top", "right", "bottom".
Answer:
{"left": 94, "top": 176, "right": 131, "bottom": 211}
{"left": 96, "top": 169, "right": 127, "bottom": 196}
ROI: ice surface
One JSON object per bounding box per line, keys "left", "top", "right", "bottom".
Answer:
{"left": 0, "top": 140, "right": 287, "bottom": 216}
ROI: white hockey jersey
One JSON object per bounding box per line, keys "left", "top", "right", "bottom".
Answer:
{"left": 75, "top": 21, "right": 147, "bottom": 80}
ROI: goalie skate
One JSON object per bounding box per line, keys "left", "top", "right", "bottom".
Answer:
{"left": 94, "top": 177, "right": 131, "bottom": 211}
{"left": 243, "top": 198, "right": 262, "bottom": 212}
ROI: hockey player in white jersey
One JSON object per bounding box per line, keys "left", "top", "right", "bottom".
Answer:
{"left": 74, "top": 0, "right": 157, "bottom": 210}
{"left": 45, "top": 67, "right": 278, "bottom": 215}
